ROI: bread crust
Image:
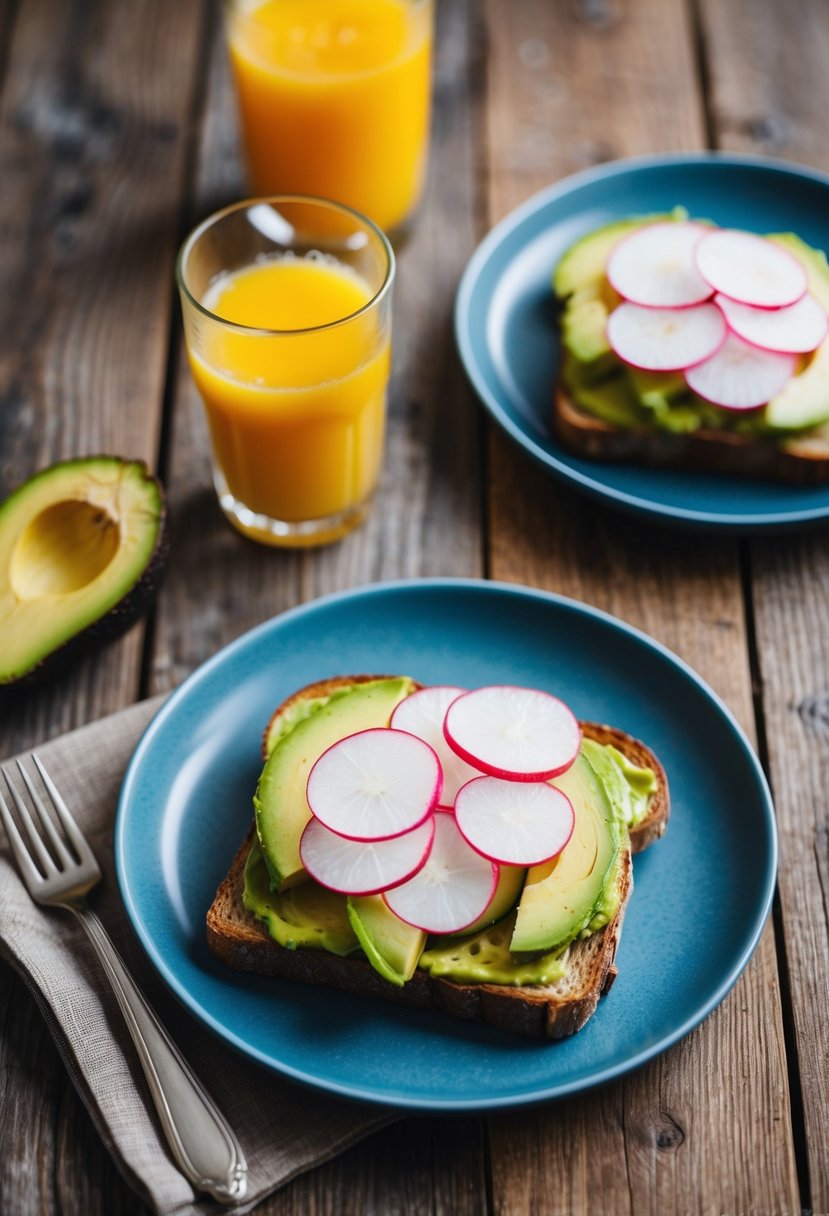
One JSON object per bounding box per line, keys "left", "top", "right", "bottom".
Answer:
{"left": 206, "top": 831, "right": 633, "bottom": 1040}
{"left": 208, "top": 677, "right": 670, "bottom": 1040}
{"left": 553, "top": 383, "right": 829, "bottom": 485}
{"left": 262, "top": 675, "right": 422, "bottom": 759}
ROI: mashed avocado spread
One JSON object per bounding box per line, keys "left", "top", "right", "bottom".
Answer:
{"left": 245, "top": 682, "right": 656, "bottom": 987}
{"left": 556, "top": 210, "right": 829, "bottom": 436}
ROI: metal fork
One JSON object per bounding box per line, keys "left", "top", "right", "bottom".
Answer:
{"left": 0, "top": 755, "right": 247, "bottom": 1205}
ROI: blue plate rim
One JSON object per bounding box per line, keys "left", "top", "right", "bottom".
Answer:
{"left": 455, "top": 150, "right": 829, "bottom": 531}
{"left": 115, "top": 577, "right": 778, "bottom": 1110}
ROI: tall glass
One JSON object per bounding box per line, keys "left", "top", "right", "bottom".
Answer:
{"left": 225, "top": 0, "right": 433, "bottom": 238}
{"left": 177, "top": 196, "right": 394, "bottom": 548}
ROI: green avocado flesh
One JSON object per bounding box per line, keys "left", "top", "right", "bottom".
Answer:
{"left": 419, "top": 911, "right": 570, "bottom": 986}
{"left": 510, "top": 754, "right": 621, "bottom": 954}
{"left": 347, "top": 895, "right": 426, "bottom": 986}
{"left": 557, "top": 217, "right": 829, "bottom": 436}
{"left": 254, "top": 677, "right": 416, "bottom": 890}
{"left": 245, "top": 679, "right": 657, "bottom": 987}
{"left": 244, "top": 837, "right": 359, "bottom": 956}
{"left": 0, "top": 457, "right": 165, "bottom": 684}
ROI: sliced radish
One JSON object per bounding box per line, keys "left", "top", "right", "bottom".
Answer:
{"left": 607, "top": 301, "right": 726, "bottom": 371}
{"left": 606, "top": 221, "right": 713, "bottom": 307}
{"left": 382, "top": 811, "right": 498, "bottom": 935}
{"left": 390, "top": 686, "right": 480, "bottom": 807}
{"left": 454, "top": 777, "right": 575, "bottom": 866}
{"left": 715, "top": 291, "right": 828, "bottom": 354}
{"left": 695, "top": 230, "right": 807, "bottom": 308}
{"left": 306, "top": 727, "right": 441, "bottom": 842}
{"left": 299, "top": 814, "right": 435, "bottom": 896}
{"left": 685, "top": 331, "right": 796, "bottom": 410}
{"left": 444, "top": 685, "right": 580, "bottom": 782}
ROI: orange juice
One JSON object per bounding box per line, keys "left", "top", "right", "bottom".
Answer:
{"left": 227, "top": 0, "right": 433, "bottom": 234}
{"left": 187, "top": 254, "right": 391, "bottom": 539}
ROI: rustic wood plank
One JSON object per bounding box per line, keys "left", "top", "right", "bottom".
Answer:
{"left": 0, "top": 3, "right": 208, "bottom": 1214}
{"left": 0, "top": 0, "right": 208, "bottom": 749}
{"left": 698, "top": 0, "right": 829, "bottom": 1205}
{"left": 482, "top": 1, "right": 799, "bottom": 1213}
{"left": 147, "top": 4, "right": 490, "bottom": 1215}
{"left": 267, "top": 1118, "right": 487, "bottom": 1216}
{"left": 149, "top": 0, "right": 486, "bottom": 701}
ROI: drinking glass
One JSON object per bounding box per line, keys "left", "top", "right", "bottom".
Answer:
{"left": 225, "top": 0, "right": 433, "bottom": 239}
{"left": 177, "top": 196, "right": 394, "bottom": 547}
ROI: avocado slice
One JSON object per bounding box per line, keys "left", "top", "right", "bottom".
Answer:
{"left": 553, "top": 215, "right": 667, "bottom": 300}
{"left": 510, "top": 753, "right": 621, "bottom": 954}
{"left": 0, "top": 456, "right": 166, "bottom": 685}
{"left": 243, "top": 837, "right": 358, "bottom": 956}
{"left": 347, "top": 894, "right": 426, "bottom": 986}
{"left": 254, "top": 676, "right": 416, "bottom": 891}
{"left": 760, "top": 235, "right": 829, "bottom": 430}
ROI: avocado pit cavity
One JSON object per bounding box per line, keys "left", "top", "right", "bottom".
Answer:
{"left": 10, "top": 499, "right": 120, "bottom": 599}
{"left": 0, "top": 456, "right": 166, "bottom": 684}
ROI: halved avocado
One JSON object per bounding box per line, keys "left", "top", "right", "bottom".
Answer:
{"left": 0, "top": 456, "right": 167, "bottom": 684}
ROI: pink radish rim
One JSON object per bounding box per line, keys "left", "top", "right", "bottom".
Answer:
{"left": 390, "top": 685, "right": 477, "bottom": 810}
{"left": 443, "top": 685, "right": 582, "bottom": 782}
{"left": 684, "top": 334, "right": 797, "bottom": 411}
{"left": 606, "top": 222, "right": 714, "bottom": 309}
{"left": 606, "top": 303, "right": 728, "bottom": 372}
{"left": 305, "top": 727, "right": 442, "bottom": 842}
{"left": 298, "top": 814, "right": 436, "bottom": 896}
{"left": 714, "top": 292, "right": 829, "bottom": 355}
{"left": 694, "top": 230, "right": 808, "bottom": 309}
{"left": 381, "top": 810, "right": 500, "bottom": 934}
{"left": 453, "top": 775, "right": 576, "bottom": 866}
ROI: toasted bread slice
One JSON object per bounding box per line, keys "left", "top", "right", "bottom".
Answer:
{"left": 207, "top": 830, "right": 632, "bottom": 1039}
{"left": 207, "top": 677, "right": 669, "bottom": 1040}
{"left": 553, "top": 383, "right": 829, "bottom": 486}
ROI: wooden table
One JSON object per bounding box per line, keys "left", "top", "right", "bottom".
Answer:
{"left": 1, "top": 1, "right": 827, "bottom": 1211}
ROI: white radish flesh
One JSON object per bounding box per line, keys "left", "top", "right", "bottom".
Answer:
{"left": 390, "top": 686, "right": 480, "bottom": 807}
{"left": 715, "top": 291, "right": 828, "bottom": 354}
{"left": 306, "top": 728, "right": 441, "bottom": 841}
{"left": 444, "top": 685, "right": 581, "bottom": 782}
{"left": 684, "top": 332, "right": 796, "bottom": 410}
{"left": 606, "top": 221, "right": 712, "bottom": 307}
{"left": 454, "top": 776, "right": 575, "bottom": 866}
{"left": 299, "top": 814, "right": 435, "bottom": 896}
{"left": 382, "top": 811, "right": 498, "bottom": 934}
{"left": 607, "top": 301, "right": 726, "bottom": 371}
{"left": 695, "top": 230, "right": 807, "bottom": 308}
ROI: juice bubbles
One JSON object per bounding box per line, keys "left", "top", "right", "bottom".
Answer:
{"left": 178, "top": 198, "right": 394, "bottom": 547}
{"left": 226, "top": 0, "right": 433, "bottom": 236}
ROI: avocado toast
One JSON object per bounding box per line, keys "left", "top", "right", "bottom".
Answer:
{"left": 553, "top": 211, "right": 829, "bottom": 483}
{"left": 207, "top": 676, "right": 669, "bottom": 1040}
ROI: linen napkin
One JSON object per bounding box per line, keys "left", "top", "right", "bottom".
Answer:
{"left": 0, "top": 698, "right": 398, "bottom": 1216}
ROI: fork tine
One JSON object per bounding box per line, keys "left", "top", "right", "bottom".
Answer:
{"left": 31, "top": 754, "right": 96, "bottom": 869}
{"left": 1, "top": 769, "right": 56, "bottom": 877}
{"left": 0, "top": 783, "right": 44, "bottom": 888}
{"left": 16, "top": 760, "right": 75, "bottom": 869}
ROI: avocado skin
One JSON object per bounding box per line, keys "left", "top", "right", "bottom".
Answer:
{"left": 0, "top": 456, "right": 168, "bottom": 687}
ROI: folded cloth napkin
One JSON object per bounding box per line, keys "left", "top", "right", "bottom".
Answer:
{"left": 0, "top": 698, "right": 397, "bottom": 1216}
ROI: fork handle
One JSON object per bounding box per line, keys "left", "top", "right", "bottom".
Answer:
{"left": 72, "top": 906, "right": 247, "bottom": 1204}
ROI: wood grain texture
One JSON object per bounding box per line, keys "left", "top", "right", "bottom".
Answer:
{"left": 481, "top": 1, "right": 799, "bottom": 1213}
{"left": 149, "top": 0, "right": 485, "bottom": 697}
{"left": 699, "top": 3, "right": 829, "bottom": 1205}
{"left": 146, "top": 4, "right": 491, "bottom": 1216}
{"left": 0, "top": 2, "right": 208, "bottom": 1214}
{"left": 0, "top": 0, "right": 207, "bottom": 749}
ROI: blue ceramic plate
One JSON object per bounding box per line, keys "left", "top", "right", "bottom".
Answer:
{"left": 455, "top": 152, "right": 829, "bottom": 531}
{"left": 116, "top": 580, "right": 776, "bottom": 1110}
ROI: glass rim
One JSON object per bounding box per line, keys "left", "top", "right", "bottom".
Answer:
{"left": 176, "top": 194, "right": 395, "bottom": 337}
